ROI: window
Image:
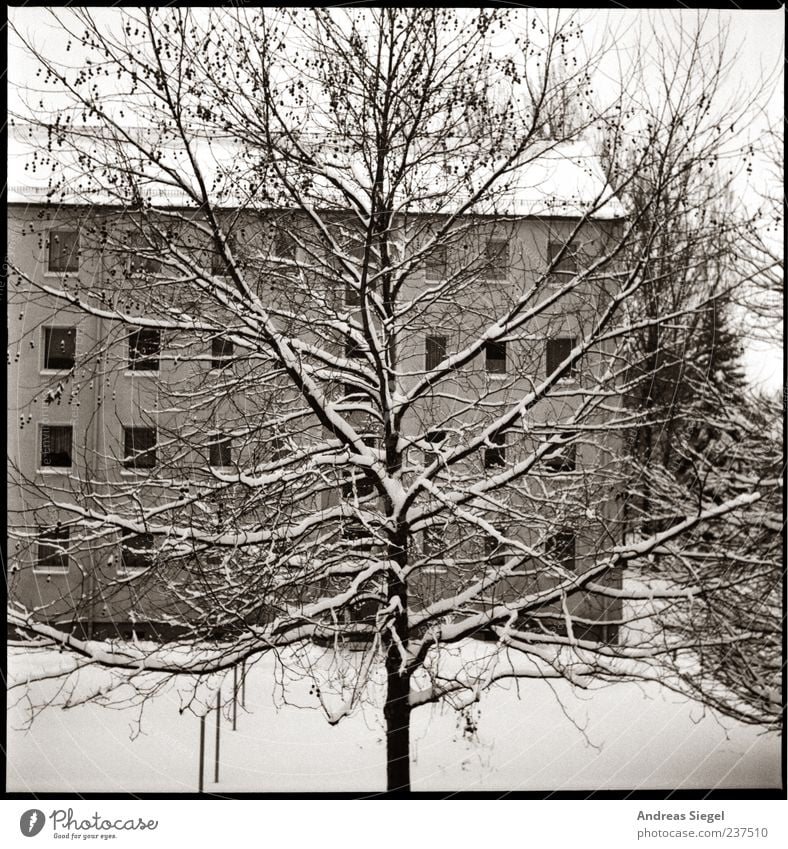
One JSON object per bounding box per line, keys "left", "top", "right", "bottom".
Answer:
{"left": 43, "top": 327, "right": 76, "bottom": 370}
{"left": 348, "top": 238, "right": 368, "bottom": 264}
{"left": 129, "top": 329, "right": 160, "bottom": 371}
{"left": 271, "top": 231, "right": 296, "bottom": 261}
{"left": 425, "top": 245, "right": 447, "bottom": 281}
{"left": 484, "top": 533, "right": 506, "bottom": 568}
{"left": 544, "top": 431, "right": 577, "bottom": 473}
{"left": 120, "top": 532, "right": 155, "bottom": 575}
{"left": 342, "top": 382, "right": 368, "bottom": 402}
{"left": 546, "top": 531, "right": 576, "bottom": 572}
{"left": 424, "top": 429, "right": 446, "bottom": 470}
{"left": 255, "top": 434, "right": 286, "bottom": 468}
{"left": 342, "top": 472, "right": 375, "bottom": 499}
{"left": 483, "top": 239, "right": 508, "bottom": 280}
{"left": 211, "top": 337, "right": 234, "bottom": 369}
{"left": 342, "top": 436, "right": 376, "bottom": 499}
{"left": 123, "top": 426, "right": 157, "bottom": 469}
{"left": 342, "top": 238, "right": 377, "bottom": 304}
{"left": 547, "top": 240, "right": 578, "bottom": 278}
{"left": 209, "top": 433, "right": 232, "bottom": 467}
{"left": 485, "top": 340, "right": 507, "bottom": 374}
{"left": 211, "top": 236, "right": 235, "bottom": 276}
{"left": 269, "top": 435, "right": 287, "bottom": 462}
{"left": 425, "top": 335, "right": 447, "bottom": 371}
{"left": 41, "top": 425, "right": 73, "bottom": 468}
{"left": 129, "top": 242, "right": 162, "bottom": 275}
{"left": 422, "top": 527, "right": 447, "bottom": 573}
{"left": 36, "top": 527, "right": 70, "bottom": 574}
{"left": 345, "top": 335, "right": 365, "bottom": 359}
{"left": 423, "top": 526, "right": 442, "bottom": 555}
{"left": 546, "top": 337, "right": 576, "bottom": 380}
{"left": 484, "top": 428, "right": 506, "bottom": 469}
{"left": 342, "top": 521, "right": 374, "bottom": 552}
{"left": 48, "top": 230, "right": 80, "bottom": 272}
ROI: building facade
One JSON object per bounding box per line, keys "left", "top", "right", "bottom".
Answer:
{"left": 8, "top": 137, "right": 626, "bottom": 644}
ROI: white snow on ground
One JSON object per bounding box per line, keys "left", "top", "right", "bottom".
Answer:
{"left": 6, "top": 644, "right": 780, "bottom": 793}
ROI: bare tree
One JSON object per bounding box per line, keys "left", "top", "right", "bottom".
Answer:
{"left": 634, "top": 389, "right": 783, "bottom": 727}
{"left": 602, "top": 89, "right": 752, "bottom": 536}
{"left": 596, "top": 27, "right": 783, "bottom": 731}
{"left": 7, "top": 8, "right": 782, "bottom": 792}
{"left": 736, "top": 124, "right": 784, "bottom": 345}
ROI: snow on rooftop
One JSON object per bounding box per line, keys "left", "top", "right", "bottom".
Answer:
{"left": 8, "top": 123, "right": 625, "bottom": 219}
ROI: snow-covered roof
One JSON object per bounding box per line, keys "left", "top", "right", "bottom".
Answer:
{"left": 8, "top": 124, "right": 625, "bottom": 219}
{"left": 459, "top": 140, "right": 625, "bottom": 219}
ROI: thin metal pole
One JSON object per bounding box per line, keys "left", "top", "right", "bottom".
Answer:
{"left": 198, "top": 713, "right": 205, "bottom": 793}
{"left": 232, "top": 666, "right": 238, "bottom": 731}
{"left": 86, "top": 573, "right": 95, "bottom": 641}
{"left": 214, "top": 690, "right": 221, "bottom": 784}
{"left": 241, "top": 660, "right": 246, "bottom": 708}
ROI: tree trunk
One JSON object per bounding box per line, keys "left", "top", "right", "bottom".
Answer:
{"left": 384, "top": 519, "right": 411, "bottom": 792}
{"left": 384, "top": 657, "right": 411, "bottom": 792}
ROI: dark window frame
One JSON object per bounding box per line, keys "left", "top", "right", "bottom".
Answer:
{"left": 485, "top": 340, "right": 507, "bottom": 374}
{"left": 342, "top": 382, "right": 368, "bottom": 402}
{"left": 43, "top": 327, "right": 77, "bottom": 371}
{"left": 120, "top": 532, "right": 155, "bottom": 575}
{"left": 128, "top": 329, "right": 161, "bottom": 372}
{"left": 484, "top": 427, "right": 507, "bottom": 469}
{"left": 342, "top": 238, "right": 378, "bottom": 305}
{"left": 425, "top": 244, "right": 448, "bottom": 281}
{"left": 483, "top": 532, "right": 507, "bottom": 568}
{"left": 271, "top": 231, "right": 297, "bottom": 261}
{"left": 345, "top": 335, "right": 366, "bottom": 359}
{"left": 211, "top": 235, "right": 237, "bottom": 277}
{"left": 209, "top": 432, "right": 232, "bottom": 467}
{"left": 547, "top": 239, "right": 579, "bottom": 278}
{"left": 546, "top": 530, "right": 576, "bottom": 572}
{"left": 424, "top": 430, "right": 446, "bottom": 471}
{"left": 128, "top": 238, "right": 163, "bottom": 276}
{"left": 342, "top": 473, "right": 375, "bottom": 500}
{"left": 36, "top": 527, "right": 70, "bottom": 573}
{"left": 482, "top": 239, "right": 509, "bottom": 280}
{"left": 342, "top": 521, "right": 375, "bottom": 552}
{"left": 342, "top": 435, "right": 377, "bottom": 499}
{"left": 422, "top": 526, "right": 448, "bottom": 573}
{"left": 123, "top": 426, "right": 157, "bottom": 469}
{"left": 269, "top": 435, "right": 287, "bottom": 462}
{"left": 544, "top": 431, "right": 577, "bottom": 473}
{"left": 40, "top": 424, "right": 73, "bottom": 469}
{"left": 425, "top": 334, "right": 448, "bottom": 371}
{"left": 48, "top": 229, "right": 80, "bottom": 273}
{"left": 41, "top": 325, "right": 77, "bottom": 371}
{"left": 546, "top": 337, "right": 577, "bottom": 380}
{"left": 211, "top": 337, "right": 234, "bottom": 369}
{"left": 345, "top": 283, "right": 361, "bottom": 307}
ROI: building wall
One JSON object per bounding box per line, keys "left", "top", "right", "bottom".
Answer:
{"left": 8, "top": 203, "right": 623, "bottom": 640}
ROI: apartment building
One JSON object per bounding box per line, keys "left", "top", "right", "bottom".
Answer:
{"left": 8, "top": 133, "right": 626, "bottom": 643}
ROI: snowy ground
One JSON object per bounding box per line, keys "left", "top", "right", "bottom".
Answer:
{"left": 6, "top": 644, "right": 780, "bottom": 794}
